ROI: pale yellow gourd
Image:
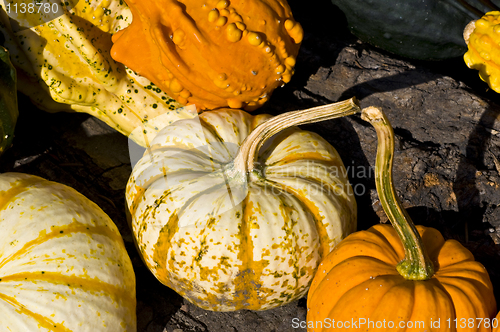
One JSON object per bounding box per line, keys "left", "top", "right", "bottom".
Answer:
{"left": 0, "top": 172, "right": 136, "bottom": 331}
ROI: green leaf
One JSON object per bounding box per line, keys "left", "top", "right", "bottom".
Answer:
{"left": 0, "top": 45, "right": 18, "bottom": 155}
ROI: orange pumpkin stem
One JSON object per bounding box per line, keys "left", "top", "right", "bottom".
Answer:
{"left": 233, "top": 97, "right": 361, "bottom": 174}
{"left": 361, "top": 106, "right": 435, "bottom": 280}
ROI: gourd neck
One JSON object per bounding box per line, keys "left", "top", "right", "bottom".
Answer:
{"left": 233, "top": 97, "right": 361, "bottom": 174}
{"left": 361, "top": 106, "right": 434, "bottom": 281}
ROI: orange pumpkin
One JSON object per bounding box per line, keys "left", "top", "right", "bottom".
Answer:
{"left": 493, "top": 311, "right": 500, "bottom": 332}
{"left": 111, "top": 0, "right": 303, "bottom": 111}
{"left": 306, "top": 106, "right": 497, "bottom": 332}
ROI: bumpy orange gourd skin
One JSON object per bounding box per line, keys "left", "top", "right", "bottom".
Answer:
{"left": 111, "top": 0, "right": 303, "bottom": 111}
{"left": 306, "top": 224, "right": 496, "bottom": 332}
{"left": 464, "top": 11, "right": 500, "bottom": 93}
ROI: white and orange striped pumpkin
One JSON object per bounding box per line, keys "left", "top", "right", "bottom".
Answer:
{"left": 0, "top": 173, "right": 136, "bottom": 331}
{"left": 126, "top": 99, "right": 359, "bottom": 311}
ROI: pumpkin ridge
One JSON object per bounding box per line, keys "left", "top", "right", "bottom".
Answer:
{"left": 310, "top": 257, "right": 399, "bottom": 316}
{"left": 434, "top": 279, "right": 495, "bottom": 325}
{"left": 416, "top": 226, "right": 446, "bottom": 261}
{"left": 338, "top": 277, "right": 414, "bottom": 324}
{"left": 405, "top": 279, "right": 455, "bottom": 332}
{"left": 0, "top": 222, "right": 123, "bottom": 270}
{"left": 195, "top": 116, "right": 236, "bottom": 157}
{"left": 138, "top": 187, "right": 178, "bottom": 223}
{"left": 436, "top": 261, "right": 494, "bottom": 281}
{"left": 165, "top": 169, "right": 237, "bottom": 222}
{"left": 265, "top": 175, "right": 353, "bottom": 257}
{"left": 231, "top": 195, "right": 271, "bottom": 310}
{"left": 436, "top": 270, "right": 496, "bottom": 297}
{"left": 331, "top": 236, "right": 402, "bottom": 266}
{"left": 140, "top": 148, "right": 228, "bottom": 176}
{"left": 152, "top": 212, "right": 179, "bottom": 286}
{"left": 256, "top": 128, "right": 299, "bottom": 162}
{"left": 364, "top": 225, "right": 407, "bottom": 261}
{"left": 128, "top": 158, "right": 226, "bottom": 218}
{"left": 0, "top": 272, "right": 135, "bottom": 307}
{"left": 263, "top": 171, "right": 350, "bottom": 204}
{"left": 199, "top": 114, "right": 247, "bottom": 148}
{"left": 266, "top": 155, "right": 338, "bottom": 168}
{"left": 363, "top": 280, "right": 417, "bottom": 328}
{"left": 437, "top": 274, "right": 495, "bottom": 296}
{"left": 256, "top": 177, "right": 333, "bottom": 259}
{"left": 148, "top": 147, "right": 227, "bottom": 164}
{"left": 270, "top": 152, "right": 336, "bottom": 166}
{"left": 308, "top": 240, "right": 384, "bottom": 297}
{"left": 127, "top": 184, "right": 146, "bottom": 220}
{"left": 0, "top": 292, "right": 72, "bottom": 332}
{"left": 199, "top": 110, "right": 258, "bottom": 146}
{"left": 0, "top": 177, "right": 45, "bottom": 211}
{"left": 276, "top": 192, "right": 303, "bottom": 294}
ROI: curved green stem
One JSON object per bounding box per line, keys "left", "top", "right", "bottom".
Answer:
{"left": 361, "top": 106, "right": 434, "bottom": 280}
{"left": 233, "top": 97, "right": 361, "bottom": 174}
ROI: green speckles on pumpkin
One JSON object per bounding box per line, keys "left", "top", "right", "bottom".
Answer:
{"left": 194, "top": 240, "right": 208, "bottom": 263}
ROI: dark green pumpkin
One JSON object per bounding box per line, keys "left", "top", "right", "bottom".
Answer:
{"left": 332, "top": 0, "right": 500, "bottom": 60}
{"left": 0, "top": 46, "right": 17, "bottom": 155}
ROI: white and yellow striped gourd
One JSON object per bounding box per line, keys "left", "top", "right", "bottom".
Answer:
{"left": 126, "top": 99, "right": 359, "bottom": 311}
{"left": 0, "top": 172, "right": 136, "bottom": 331}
